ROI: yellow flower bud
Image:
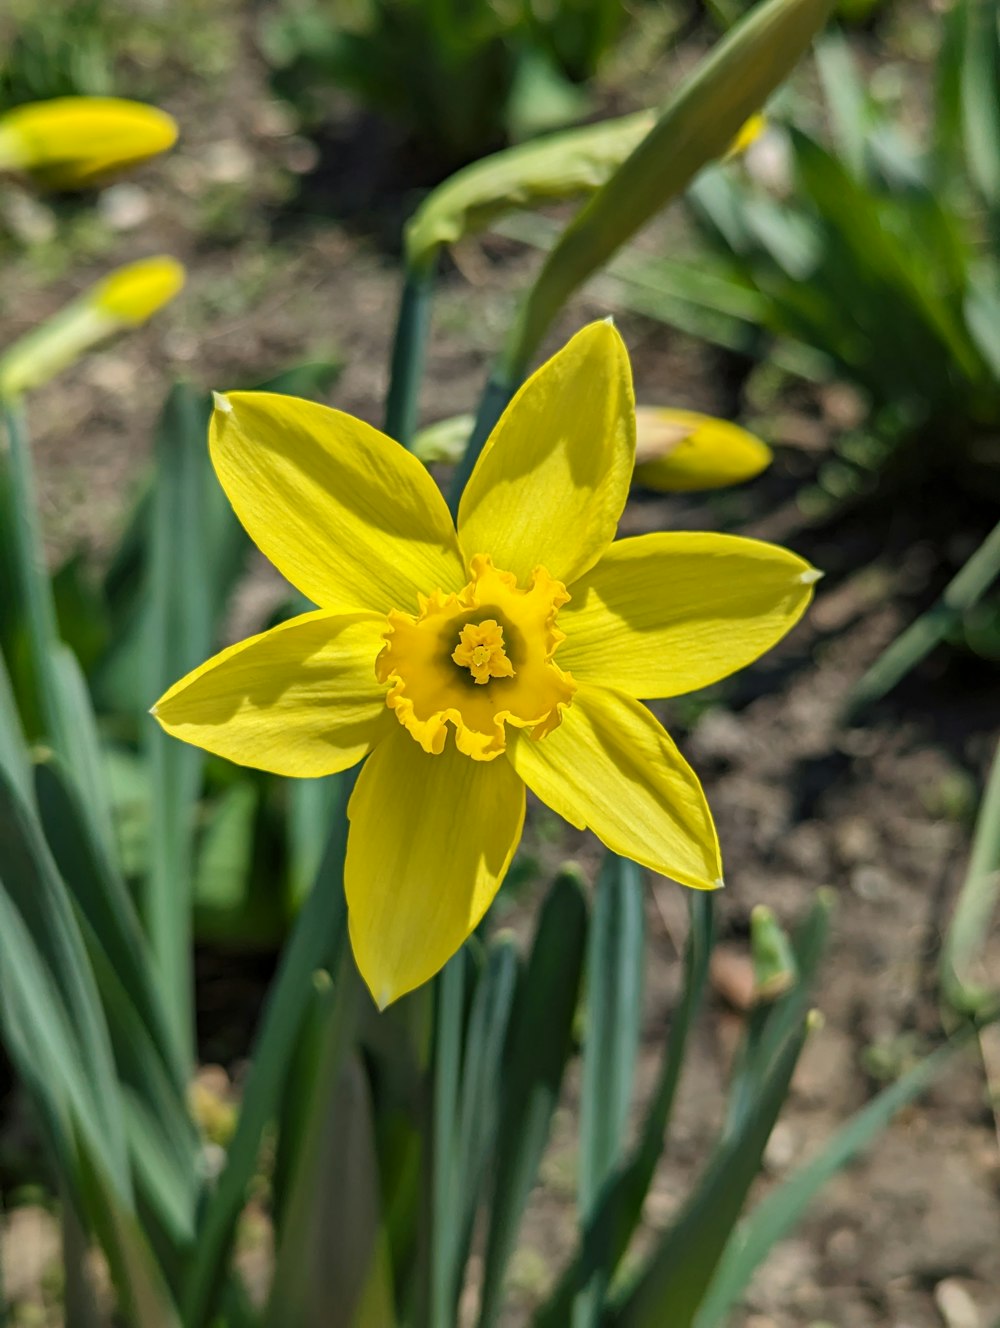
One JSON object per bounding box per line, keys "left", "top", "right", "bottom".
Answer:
{"left": 0, "top": 257, "right": 185, "bottom": 398}
{"left": 724, "top": 112, "right": 767, "bottom": 161}
{"left": 633, "top": 407, "right": 772, "bottom": 492}
{"left": 0, "top": 97, "right": 177, "bottom": 189}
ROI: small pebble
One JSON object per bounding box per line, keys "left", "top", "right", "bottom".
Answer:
{"left": 202, "top": 139, "right": 254, "bottom": 184}
{"left": 934, "top": 1278, "right": 980, "bottom": 1328}
{"left": 98, "top": 182, "right": 152, "bottom": 230}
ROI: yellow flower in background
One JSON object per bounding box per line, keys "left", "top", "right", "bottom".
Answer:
{"left": 724, "top": 112, "right": 767, "bottom": 161}
{"left": 633, "top": 407, "right": 772, "bottom": 491}
{"left": 153, "top": 323, "right": 819, "bottom": 1007}
{"left": 0, "top": 97, "right": 177, "bottom": 189}
{"left": 0, "top": 257, "right": 185, "bottom": 399}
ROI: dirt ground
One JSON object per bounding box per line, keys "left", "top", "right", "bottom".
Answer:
{"left": 1, "top": 4, "right": 998, "bottom": 1325}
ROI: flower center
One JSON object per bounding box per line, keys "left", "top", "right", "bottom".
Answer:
{"left": 376, "top": 554, "right": 576, "bottom": 761}
{"left": 452, "top": 620, "right": 514, "bottom": 685}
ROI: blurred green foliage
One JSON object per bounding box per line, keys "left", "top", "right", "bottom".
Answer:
{"left": 0, "top": 0, "right": 238, "bottom": 110}
{"left": 649, "top": 8, "right": 1000, "bottom": 510}
{"left": 257, "top": 0, "right": 634, "bottom": 165}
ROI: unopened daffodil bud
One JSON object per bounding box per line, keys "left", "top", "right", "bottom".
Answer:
{"left": 633, "top": 407, "right": 772, "bottom": 492}
{"left": 0, "top": 256, "right": 185, "bottom": 399}
{"left": 0, "top": 97, "right": 177, "bottom": 190}
{"left": 750, "top": 904, "right": 797, "bottom": 1003}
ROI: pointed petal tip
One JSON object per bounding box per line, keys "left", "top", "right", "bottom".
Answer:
{"left": 799, "top": 567, "right": 823, "bottom": 585}
{"left": 212, "top": 390, "right": 233, "bottom": 415}
{"left": 714, "top": 876, "right": 725, "bottom": 890}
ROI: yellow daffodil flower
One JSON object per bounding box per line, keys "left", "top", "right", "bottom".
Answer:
{"left": 0, "top": 97, "right": 177, "bottom": 189}
{"left": 634, "top": 407, "right": 772, "bottom": 491}
{"left": 152, "top": 323, "right": 819, "bottom": 1007}
{"left": 0, "top": 257, "right": 185, "bottom": 399}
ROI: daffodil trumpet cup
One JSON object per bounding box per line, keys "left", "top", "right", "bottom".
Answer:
{"left": 152, "top": 322, "right": 819, "bottom": 1008}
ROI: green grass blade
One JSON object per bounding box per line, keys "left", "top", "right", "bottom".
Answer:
{"left": 385, "top": 267, "right": 436, "bottom": 449}
{"left": 503, "top": 0, "right": 834, "bottom": 378}
{"left": 609, "top": 1015, "right": 815, "bottom": 1328}
{"left": 961, "top": 0, "right": 1000, "bottom": 206}
{"left": 844, "top": 517, "right": 1000, "bottom": 719}
{"left": 575, "top": 855, "right": 644, "bottom": 1327}
{"left": 814, "top": 29, "right": 871, "bottom": 178}
{"left": 0, "top": 398, "right": 67, "bottom": 750}
{"left": 33, "top": 757, "right": 184, "bottom": 1088}
{"left": 452, "top": 937, "right": 521, "bottom": 1290}
{"left": 429, "top": 950, "right": 468, "bottom": 1328}
{"left": 941, "top": 740, "right": 1000, "bottom": 1015}
{"left": 287, "top": 776, "right": 341, "bottom": 910}
{"left": 531, "top": 892, "right": 714, "bottom": 1328}
{"left": 693, "top": 1022, "right": 996, "bottom": 1327}
{"left": 182, "top": 772, "right": 352, "bottom": 1328}
{"left": 143, "top": 384, "right": 215, "bottom": 1066}
{"left": 0, "top": 645, "right": 31, "bottom": 802}
{"left": 268, "top": 975, "right": 396, "bottom": 1328}
{"left": 723, "top": 892, "right": 833, "bottom": 1138}
{"left": 477, "top": 869, "right": 588, "bottom": 1328}
{"left": 0, "top": 875, "right": 181, "bottom": 1324}
{"left": 0, "top": 764, "right": 131, "bottom": 1192}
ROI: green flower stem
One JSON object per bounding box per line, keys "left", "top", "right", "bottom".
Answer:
{"left": 385, "top": 265, "right": 437, "bottom": 448}
{"left": 942, "top": 737, "right": 1000, "bottom": 1015}
{"left": 843, "top": 516, "right": 1000, "bottom": 720}
{"left": 532, "top": 893, "right": 715, "bottom": 1328}
{"left": 447, "top": 374, "right": 516, "bottom": 515}
{"left": 0, "top": 396, "right": 68, "bottom": 750}
{"left": 183, "top": 771, "right": 353, "bottom": 1328}
{"left": 429, "top": 953, "right": 466, "bottom": 1328}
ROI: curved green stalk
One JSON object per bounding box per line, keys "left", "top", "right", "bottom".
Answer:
{"left": 385, "top": 266, "right": 437, "bottom": 448}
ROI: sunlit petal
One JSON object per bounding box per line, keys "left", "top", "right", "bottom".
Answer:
{"left": 508, "top": 683, "right": 721, "bottom": 889}
{"left": 210, "top": 392, "right": 466, "bottom": 614}
{"left": 559, "top": 532, "right": 818, "bottom": 698}
{"left": 152, "top": 611, "right": 390, "bottom": 777}
{"left": 457, "top": 321, "right": 634, "bottom": 585}
{"left": 346, "top": 728, "right": 525, "bottom": 1007}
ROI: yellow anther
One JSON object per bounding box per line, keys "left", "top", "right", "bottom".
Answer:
{"left": 452, "top": 619, "right": 515, "bottom": 685}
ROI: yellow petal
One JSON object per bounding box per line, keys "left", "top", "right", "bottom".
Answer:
{"left": 346, "top": 727, "right": 526, "bottom": 1007}
{"left": 508, "top": 684, "right": 721, "bottom": 889}
{"left": 559, "top": 533, "right": 818, "bottom": 698}
{"left": 210, "top": 392, "right": 466, "bottom": 614}
{"left": 633, "top": 408, "right": 771, "bottom": 492}
{"left": 457, "top": 321, "right": 634, "bottom": 585}
{"left": 152, "top": 611, "right": 390, "bottom": 777}
{"left": 0, "top": 257, "right": 184, "bottom": 399}
{"left": 0, "top": 97, "right": 177, "bottom": 189}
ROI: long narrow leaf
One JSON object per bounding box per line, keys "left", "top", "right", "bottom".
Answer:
{"left": 477, "top": 870, "right": 588, "bottom": 1328}
{"left": 502, "top": 0, "right": 834, "bottom": 378}
{"left": 143, "top": 384, "right": 214, "bottom": 1065}
{"left": 575, "top": 855, "right": 644, "bottom": 1327}
{"left": 182, "top": 772, "right": 352, "bottom": 1328}
{"left": 941, "top": 740, "right": 1000, "bottom": 1014}
{"left": 693, "top": 1023, "right": 995, "bottom": 1326}
{"left": 610, "top": 1015, "right": 815, "bottom": 1327}
{"left": 531, "top": 893, "right": 714, "bottom": 1328}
